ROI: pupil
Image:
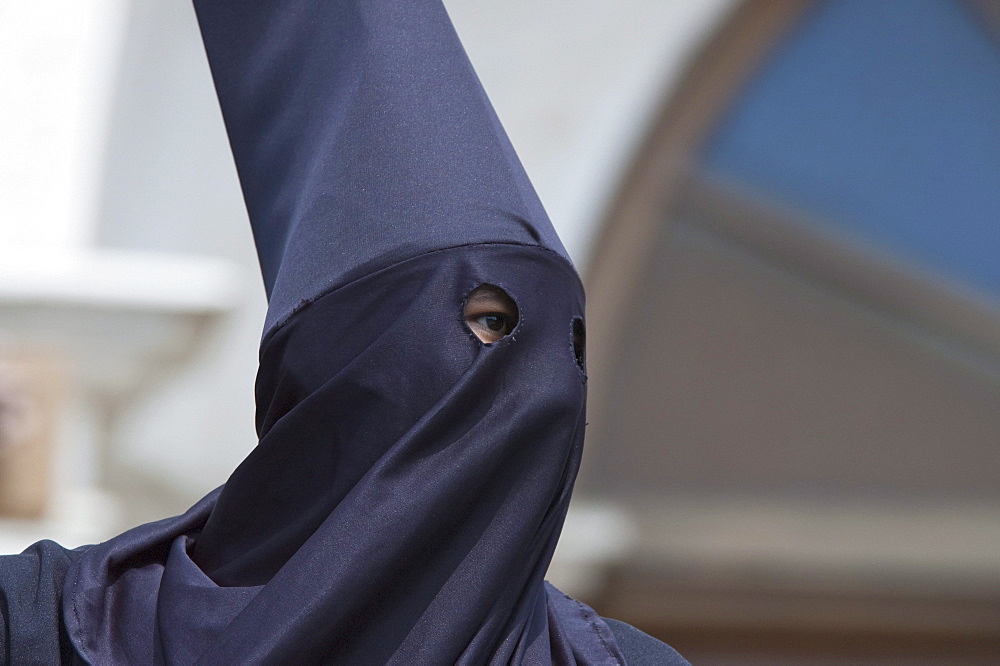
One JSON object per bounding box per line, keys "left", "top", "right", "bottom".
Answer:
{"left": 485, "top": 315, "right": 504, "bottom": 331}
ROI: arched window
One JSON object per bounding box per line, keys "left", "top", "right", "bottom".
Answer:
{"left": 583, "top": 1, "right": 1000, "bottom": 660}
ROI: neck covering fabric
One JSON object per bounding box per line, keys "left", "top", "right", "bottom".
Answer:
{"left": 62, "top": 1, "right": 626, "bottom": 663}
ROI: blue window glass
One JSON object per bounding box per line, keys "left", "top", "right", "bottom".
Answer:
{"left": 702, "top": 0, "right": 1000, "bottom": 299}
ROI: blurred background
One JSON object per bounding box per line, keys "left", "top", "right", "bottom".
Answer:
{"left": 1, "top": 0, "right": 998, "bottom": 663}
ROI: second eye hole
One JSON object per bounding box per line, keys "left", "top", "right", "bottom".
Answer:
{"left": 464, "top": 284, "right": 519, "bottom": 344}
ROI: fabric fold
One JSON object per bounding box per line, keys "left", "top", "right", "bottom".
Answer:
{"left": 62, "top": 1, "right": 626, "bottom": 663}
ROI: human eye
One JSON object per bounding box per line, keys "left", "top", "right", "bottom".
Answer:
{"left": 463, "top": 285, "right": 519, "bottom": 344}
{"left": 469, "top": 312, "right": 514, "bottom": 342}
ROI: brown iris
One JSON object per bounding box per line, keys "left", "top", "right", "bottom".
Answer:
{"left": 464, "top": 284, "right": 518, "bottom": 343}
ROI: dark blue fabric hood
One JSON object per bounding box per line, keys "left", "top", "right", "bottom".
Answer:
{"left": 197, "top": 0, "right": 569, "bottom": 339}
{"left": 61, "top": 1, "right": 625, "bottom": 663}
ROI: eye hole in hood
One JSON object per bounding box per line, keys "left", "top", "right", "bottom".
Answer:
{"left": 464, "top": 284, "right": 519, "bottom": 344}
{"left": 572, "top": 316, "right": 586, "bottom": 370}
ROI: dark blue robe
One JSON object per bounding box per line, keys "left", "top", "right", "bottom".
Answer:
{"left": 1, "top": 1, "right": 686, "bottom": 663}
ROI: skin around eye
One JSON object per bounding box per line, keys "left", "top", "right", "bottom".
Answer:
{"left": 464, "top": 285, "right": 518, "bottom": 343}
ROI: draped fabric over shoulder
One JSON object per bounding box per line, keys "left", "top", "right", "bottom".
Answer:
{"left": 58, "top": 0, "right": 627, "bottom": 663}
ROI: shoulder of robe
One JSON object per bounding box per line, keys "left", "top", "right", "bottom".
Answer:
{"left": 602, "top": 617, "right": 690, "bottom": 666}
{"left": 0, "top": 540, "right": 87, "bottom": 664}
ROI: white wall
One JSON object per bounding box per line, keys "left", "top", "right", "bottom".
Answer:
{"left": 0, "top": 0, "right": 127, "bottom": 249}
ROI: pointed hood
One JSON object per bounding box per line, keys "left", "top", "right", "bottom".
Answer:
{"left": 62, "top": 2, "right": 626, "bottom": 663}
{"left": 196, "top": 0, "right": 569, "bottom": 338}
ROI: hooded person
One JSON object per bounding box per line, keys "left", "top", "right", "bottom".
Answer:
{"left": 0, "top": 1, "right": 687, "bottom": 663}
